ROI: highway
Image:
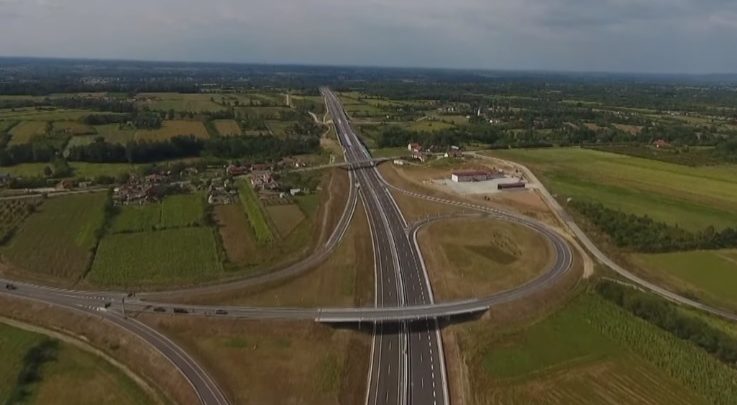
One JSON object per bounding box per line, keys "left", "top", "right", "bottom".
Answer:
{"left": 322, "top": 88, "right": 448, "bottom": 405}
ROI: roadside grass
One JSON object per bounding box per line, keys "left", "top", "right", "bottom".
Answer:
{"left": 8, "top": 121, "right": 47, "bottom": 145}
{"left": 213, "top": 204, "right": 256, "bottom": 266}
{"left": 628, "top": 249, "right": 737, "bottom": 310}
{"left": 460, "top": 292, "right": 736, "bottom": 404}
{"left": 418, "top": 217, "right": 553, "bottom": 301}
{"left": 1, "top": 193, "right": 107, "bottom": 280}
{"left": 212, "top": 119, "right": 241, "bottom": 136}
{"left": 265, "top": 204, "right": 305, "bottom": 238}
{"left": 89, "top": 227, "right": 223, "bottom": 287}
{"left": 492, "top": 147, "right": 737, "bottom": 231}
{"left": 142, "top": 317, "right": 369, "bottom": 405}
{"left": 0, "top": 322, "right": 156, "bottom": 405}
{"left": 208, "top": 200, "right": 373, "bottom": 307}
{"left": 237, "top": 182, "right": 274, "bottom": 244}
{"left": 0, "top": 323, "right": 46, "bottom": 404}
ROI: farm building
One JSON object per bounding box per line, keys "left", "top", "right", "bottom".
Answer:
{"left": 451, "top": 170, "right": 501, "bottom": 183}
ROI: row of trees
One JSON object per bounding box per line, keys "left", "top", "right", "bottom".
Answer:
{"left": 570, "top": 200, "right": 737, "bottom": 252}
{"left": 596, "top": 280, "right": 737, "bottom": 367}
{"left": 66, "top": 133, "right": 320, "bottom": 164}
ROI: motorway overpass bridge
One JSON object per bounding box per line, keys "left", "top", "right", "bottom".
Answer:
{"left": 288, "top": 157, "right": 396, "bottom": 172}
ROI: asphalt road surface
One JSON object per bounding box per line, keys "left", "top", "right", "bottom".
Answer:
{"left": 322, "top": 88, "right": 448, "bottom": 405}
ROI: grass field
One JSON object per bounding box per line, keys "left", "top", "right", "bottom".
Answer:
{"left": 492, "top": 148, "right": 737, "bottom": 231}
{"left": 136, "top": 93, "right": 224, "bottom": 112}
{"left": 0, "top": 108, "right": 99, "bottom": 122}
{"left": 0, "top": 162, "right": 137, "bottom": 179}
{"left": 160, "top": 194, "right": 205, "bottom": 228}
{"left": 2, "top": 193, "right": 106, "bottom": 280}
{"left": 52, "top": 121, "right": 96, "bottom": 135}
{"left": 111, "top": 204, "right": 162, "bottom": 233}
{"left": 212, "top": 119, "right": 241, "bottom": 136}
{"left": 213, "top": 204, "right": 256, "bottom": 266}
{"left": 0, "top": 199, "right": 40, "bottom": 242}
{"left": 89, "top": 227, "right": 223, "bottom": 287}
{"left": 134, "top": 120, "right": 209, "bottom": 141}
{"left": 0, "top": 322, "right": 155, "bottom": 405}
{"left": 418, "top": 217, "right": 552, "bottom": 301}
{"left": 266, "top": 204, "right": 305, "bottom": 238}
{"left": 629, "top": 250, "right": 737, "bottom": 310}
{"left": 459, "top": 292, "right": 737, "bottom": 404}
{"left": 403, "top": 120, "right": 455, "bottom": 132}
{"left": 93, "top": 124, "right": 136, "bottom": 143}
{"left": 0, "top": 120, "right": 18, "bottom": 133}
{"left": 265, "top": 120, "right": 296, "bottom": 137}
{"left": 237, "top": 182, "right": 274, "bottom": 244}
{"left": 8, "top": 121, "right": 47, "bottom": 145}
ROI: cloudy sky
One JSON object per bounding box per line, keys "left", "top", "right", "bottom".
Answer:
{"left": 1, "top": 0, "right": 736, "bottom": 74}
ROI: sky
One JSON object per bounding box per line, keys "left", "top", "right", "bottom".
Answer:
{"left": 1, "top": 0, "right": 737, "bottom": 74}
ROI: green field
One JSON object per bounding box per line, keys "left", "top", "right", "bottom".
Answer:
{"left": 89, "top": 227, "right": 223, "bottom": 287}
{"left": 493, "top": 148, "right": 737, "bottom": 231}
{"left": 212, "top": 119, "right": 242, "bottom": 136}
{"left": 265, "top": 120, "right": 296, "bottom": 137}
{"left": 0, "top": 322, "right": 155, "bottom": 404}
{"left": 136, "top": 93, "right": 224, "bottom": 112}
{"left": 2, "top": 193, "right": 107, "bottom": 280}
{"left": 52, "top": 121, "right": 96, "bottom": 135}
{"left": 8, "top": 121, "right": 47, "bottom": 145}
{"left": 0, "top": 108, "right": 97, "bottom": 122}
{"left": 111, "top": 194, "right": 204, "bottom": 233}
{"left": 0, "top": 199, "right": 40, "bottom": 242}
{"left": 237, "top": 182, "right": 274, "bottom": 244}
{"left": 462, "top": 292, "right": 737, "bottom": 404}
{"left": 630, "top": 250, "right": 737, "bottom": 310}
{"left": 134, "top": 120, "right": 209, "bottom": 141}
{"left": 0, "top": 162, "right": 137, "bottom": 179}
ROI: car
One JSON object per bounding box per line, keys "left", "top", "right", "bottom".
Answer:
{"left": 104, "top": 302, "right": 112, "bottom": 308}
{"left": 153, "top": 307, "right": 167, "bottom": 313}
{"left": 173, "top": 308, "right": 189, "bottom": 314}
{"left": 215, "top": 309, "right": 228, "bottom": 315}
{"left": 5, "top": 284, "right": 17, "bottom": 291}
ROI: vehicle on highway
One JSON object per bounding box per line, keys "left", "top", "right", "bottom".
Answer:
{"left": 173, "top": 308, "right": 189, "bottom": 314}
{"left": 215, "top": 309, "right": 228, "bottom": 315}
{"left": 5, "top": 283, "right": 17, "bottom": 290}
{"left": 153, "top": 307, "right": 167, "bottom": 313}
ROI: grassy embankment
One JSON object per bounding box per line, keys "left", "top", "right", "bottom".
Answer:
{"left": 0, "top": 322, "right": 155, "bottom": 405}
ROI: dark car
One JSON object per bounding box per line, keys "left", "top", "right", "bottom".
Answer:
{"left": 153, "top": 307, "right": 167, "bottom": 313}
{"left": 215, "top": 309, "right": 228, "bottom": 315}
{"left": 5, "top": 283, "right": 17, "bottom": 291}
{"left": 173, "top": 308, "right": 189, "bottom": 314}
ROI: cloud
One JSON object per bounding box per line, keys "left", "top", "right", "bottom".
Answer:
{"left": 0, "top": 0, "right": 736, "bottom": 73}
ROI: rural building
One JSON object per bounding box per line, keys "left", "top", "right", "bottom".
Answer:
{"left": 444, "top": 146, "right": 463, "bottom": 158}
{"left": 451, "top": 170, "right": 500, "bottom": 183}
{"left": 408, "top": 143, "right": 422, "bottom": 153}
{"left": 498, "top": 182, "right": 526, "bottom": 190}
{"left": 653, "top": 139, "right": 671, "bottom": 149}
{"left": 393, "top": 159, "right": 406, "bottom": 166}
{"left": 226, "top": 164, "right": 248, "bottom": 176}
